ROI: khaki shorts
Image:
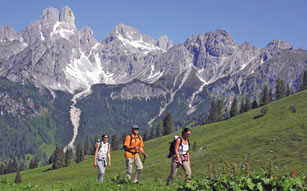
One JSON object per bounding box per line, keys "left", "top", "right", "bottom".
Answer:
{"left": 125, "top": 157, "right": 143, "bottom": 180}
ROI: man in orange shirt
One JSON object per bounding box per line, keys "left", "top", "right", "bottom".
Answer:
{"left": 123, "top": 124, "right": 148, "bottom": 183}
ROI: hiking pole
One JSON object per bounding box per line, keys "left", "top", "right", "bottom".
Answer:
{"left": 143, "top": 155, "right": 146, "bottom": 164}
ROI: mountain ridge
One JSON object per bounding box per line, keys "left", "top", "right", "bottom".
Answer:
{"left": 0, "top": 6, "right": 306, "bottom": 162}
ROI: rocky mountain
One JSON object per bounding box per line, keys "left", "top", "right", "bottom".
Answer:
{"left": 0, "top": 6, "right": 306, "bottom": 162}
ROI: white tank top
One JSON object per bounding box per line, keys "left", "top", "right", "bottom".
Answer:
{"left": 97, "top": 141, "right": 109, "bottom": 159}
{"left": 179, "top": 140, "right": 189, "bottom": 155}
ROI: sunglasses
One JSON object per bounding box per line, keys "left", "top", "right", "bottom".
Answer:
{"left": 103, "top": 137, "right": 109, "bottom": 138}
{"left": 186, "top": 134, "right": 191, "bottom": 136}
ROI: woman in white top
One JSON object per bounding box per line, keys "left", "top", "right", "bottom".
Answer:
{"left": 166, "top": 128, "right": 192, "bottom": 186}
{"left": 94, "top": 134, "right": 111, "bottom": 183}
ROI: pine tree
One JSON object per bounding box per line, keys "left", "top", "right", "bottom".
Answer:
{"left": 65, "top": 147, "right": 73, "bottom": 167}
{"left": 304, "top": 71, "right": 307, "bottom": 90}
{"left": 276, "top": 79, "right": 286, "bottom": 99}
{"left": 19, "top": 162, "right": 24, "bottom": 171}
{"left": 76, "top": 141, "right": 84, "bottom": 163}
{"left": 143, "top": 128, "right": 151, "bottom": 141}
{"left": 230, "top": 96, "right": 238, "bottom": 118}
{"left": 207, "top": 100, "right": 217, "bottom": 123}
{"left": 29, "top": 156, "right": 39, "bottom": 169}
{"left": 260, "top": 85, "right": 270, "bottom": 106}
{"left": 269, "top": 88, "right": 273, "bottom": 102}
{"left": 111, "top": 134, "right": 120, "bottom": 150}
{"left": 223, "top": 108, "right": 229, "bottom": 119}
{"left": 0, "top": 164, "right": 5, "bottom": 175}
{"left": 91, "top": 137, "right": 98, "bottom": 155}
{"left": 163, "top": 113, "right": 173, "bottom": 135}
{"left": 216, "top": 100, "right": 224, "bottom": 121}
{"left": 48, "top": 152, "right": 55, "bottom": 164}
{"left": 6, "top": 158, "right": 18, "bottom": 174}
{"left": 5, "top": 159, "right": 12, "bottom": 174}
{"left": 275, "top": 79, "right": 281, "bottom": 99}
{"left": 14, "top": 170, "right": 22, "bottom": 184}
{"left": 150, "top": 125, "right": 155, "bottom": 139}
{"left": 52, "top": 147, "right": 65, "bottom": 169}
{"left": 12, "top": 158, "right": 18, "bottom": 173}
{"left": 285, "top": 84, "right": 291, "bottom": 96}
{"left": 201, "top": 116, "right": 207, "bottom": 125}
{"left": 84, "top": 136, "right": 89, "bottom": 156}
{"left": 240, "top": 97, "right": 245, "bottom": 114}
{"left": 280, "top": 80, "right": 286, "bottom": 98}
{"left": 244, "top": 96, "right": 252, "bottom": 112}
{"left": 300, "top": 71, "right": 307, "bottom": 91}
{"left": 252, "top": 99, "right": 258, "bottom": 109}
{"left": 155, "top": 120, "right": 163, "bottom": 138}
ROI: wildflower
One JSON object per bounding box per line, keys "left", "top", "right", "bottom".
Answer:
{"left": 291, "top": 169, "right": 296, "bottom": 178}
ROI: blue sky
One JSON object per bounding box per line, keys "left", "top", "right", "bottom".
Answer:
{"left": 1, "top": 0, "right": 306, "bottom": 49}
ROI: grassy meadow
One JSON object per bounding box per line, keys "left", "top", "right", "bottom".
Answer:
{"left": 1, "top": 90, "right": 307, "bottom": 190}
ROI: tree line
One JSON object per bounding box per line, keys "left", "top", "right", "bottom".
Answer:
{"left": 109, "top": 112, "right": 174, "bottom": 150}
{"left": 111, "top": 71, "right": 307, "bottom": 146}
{"left": 206, "top": 71, "right": 307, "bottom": 123}
{"left": 0, "top": 156, "right": 41, "bottom": 176}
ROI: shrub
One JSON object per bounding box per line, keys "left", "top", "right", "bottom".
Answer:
{"left": 15, "top": 171, "right": 22, "bottom": 184}
{"left": 289, "top": 105, "right": 296, "bottom": 113}
{"left": 254, "top": 114, "right": 265, "bottom": 119}
{"left": 260, "top": 106, "right": 269, "bottom": 114}
{"left": 0, "top": 179, "right": 8, "bottom": 184}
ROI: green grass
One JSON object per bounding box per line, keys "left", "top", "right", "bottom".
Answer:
{"left": 1, "top": 90, "right": 307, "bottom": 190}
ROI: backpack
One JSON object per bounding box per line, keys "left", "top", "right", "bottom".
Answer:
{"left": 166, "top": 136, "right": 190, "bottom": 158}
{"left": 123, "top": 134, "right": 142, "bottom": 154}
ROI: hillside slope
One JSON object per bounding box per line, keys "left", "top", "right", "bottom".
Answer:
{"left": 1, "top": 90, "right": 306, "bottom": 188}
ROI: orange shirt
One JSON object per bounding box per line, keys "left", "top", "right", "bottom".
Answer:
{"left": 124, "top": 134, "right": 144, "bottom": 158}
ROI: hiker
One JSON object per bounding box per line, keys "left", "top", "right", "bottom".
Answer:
{"left": 123, "top": 124, "right": 148, "bottom": 183}
{"left": 166, "top": 128, "right": 192, "bottom": 186}
{"left": 94, "top": 134, "right": 111, "bottom": 183}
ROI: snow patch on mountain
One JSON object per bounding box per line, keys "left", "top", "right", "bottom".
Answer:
{"left": 50, "top": 21, "right": 75, "bottom": 39}
{"left": 39, "top": 24, "right": 45, "bottom": 41}
{"left": 148, "top": 59, "right": 193, "bottom": 126}
{"left": 187, "top": 68, "right": 209, "bottom": 114}
{"left": 115, "top": 30, "right": 164, "bottom": 54}
{"left": 94, "top": 53, "right": 116, "bottom": 84}
{"left": 64, "top": 51, "right": 103, "bottom": 93}
{"left": 144, "top": 65, "right": 164, "bottom": 83}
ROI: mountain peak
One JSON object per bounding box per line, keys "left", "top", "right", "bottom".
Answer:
{"left": 266, "top": 39, "right": 293, "bottom": 50}
{"left": 106, "top": 23, "right": 172, "bottom": 52}
{"left": 40, "top": 6, "right": 75, "bottom": 28}
{"left": 208, "top": 29, "right": 234, "bottom": 43}
{"left": 114, "top": 24, "right": 141, "bottom": 41}
{"left": 0, "top": 26, "right": 21, "bottom": 42}
{"left": 213, "top": 29, "right": 232, "bottom": 37}
{"left": 40, "top": 7, "right": 60, "bottom": 23}
{"left": 60, "top": 6, "right": 76, "bottom": 28}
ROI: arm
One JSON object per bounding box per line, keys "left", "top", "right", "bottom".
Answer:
{"left": 139, "top": 146, "right": 147, "bottom": 157}
{"left": 139, "top": 137, "right": 147, "bottom": 157}
{"left": 174, "top": 138, "right": 182, "bottom": 165}
{"left": 187, "top": 151, "right": 191, "bottom": 166}
{"left": 108, "top": 144, "right": 111, "bottom": 167}
{"left": 94, "top": 143, "right": 100, "bottom": 167}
